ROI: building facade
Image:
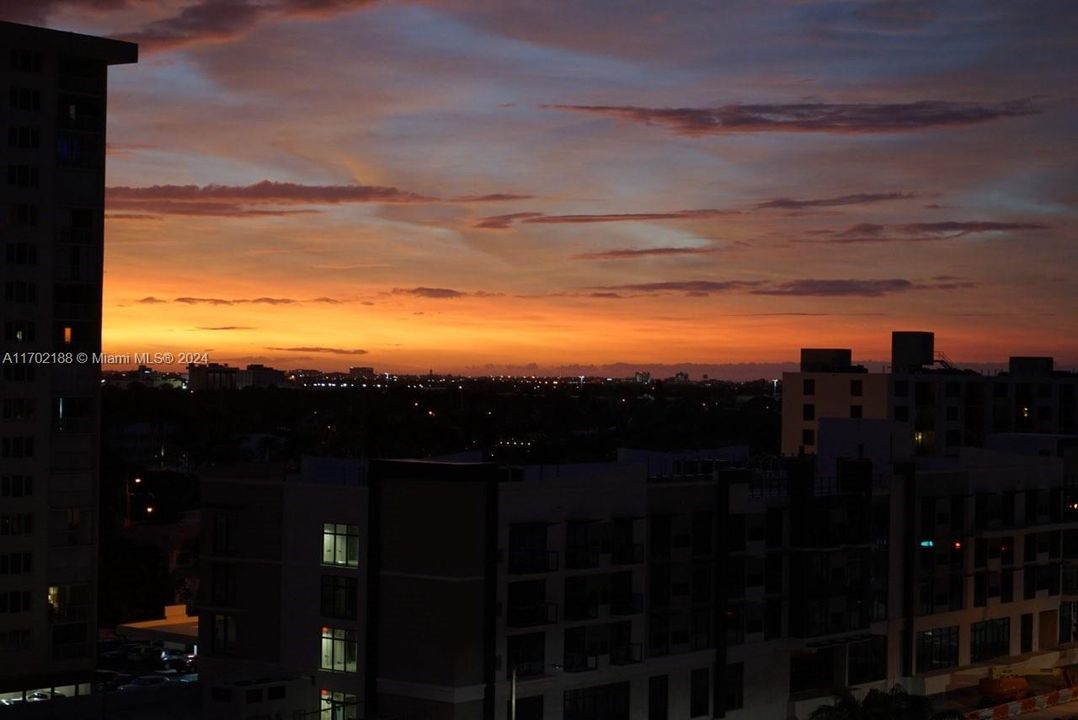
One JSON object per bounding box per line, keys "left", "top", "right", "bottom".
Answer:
{"left": 0, "top": 21, "right": 136, "bottom": 703}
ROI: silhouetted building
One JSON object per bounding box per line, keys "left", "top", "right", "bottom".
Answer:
{"left": 0, "top": 21, "right": 136, "bottom": 703}
{"left": 783, "top": 330, "right": 1078, "bottom": 456}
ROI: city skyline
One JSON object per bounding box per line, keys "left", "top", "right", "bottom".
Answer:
{"left": 8, "top": 1, "right": 1078, "bottom": 373}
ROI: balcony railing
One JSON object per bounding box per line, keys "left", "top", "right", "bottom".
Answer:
{"left": 564, "top": 600, "right": 600, "bottom": 621}
{"left": 508, "top": 549, "right": 559, "bottom": 575}
{"left": 509, "top": 659, "right": 546, "bottom": 680}
{"left": 507, "top": 602, "right": 558, "bottom": 628}
{"left": 563, "top": 652, "right": 599, "bottom": 673}
{"left": 612, "top": 543, "right": 644, "bottom": 565}
{"left": 565, "top": 547, "right": 600, "bottom": 570}
{"left": 610, "top": 643, "right": 643, "bottom": 665}
{"left": 610, "top": 593, "right": 644, "bottom": 616}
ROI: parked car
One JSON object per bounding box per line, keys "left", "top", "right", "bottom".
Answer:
{"left": 93, "top": 670, "right": 133, "bottom": 691}
{"left": 26, "top": 691, "right": 66, "bottom": 702}
{"left": 117, "top": 675, "right": 171, "bottom": 692}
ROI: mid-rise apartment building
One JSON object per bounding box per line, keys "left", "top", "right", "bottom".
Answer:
{"left": 782, "top": 331, "right": 1078, "bottom": 457}
{"left": 0, "top": 21, "right": 136, "bottom": 702}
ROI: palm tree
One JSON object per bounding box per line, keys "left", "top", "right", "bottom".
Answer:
{"left": 809, "top": 685, "right": 964, "bottom": 720}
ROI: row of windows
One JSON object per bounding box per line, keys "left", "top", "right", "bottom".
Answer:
{"left": 9, "top": 87, "right": 41, "bottom": 111}
{"left": 7, "top": 164, "right": 39, "bottom": 188}
{"left": 1, "top": 474, "right": 33, "bottom": 497}
{"left": 801, "top": 403, "right": 863, "bottom": 421}
{"left": 0, "top": 552, "right": 32, "bottom": 575}
{"left": 1, "top": 436, "right": 34, "bottom": 458}
{"left": 7, "top": 203, "right": 38, "bottom": 226}
{"left": 10, "top": 50, "right": 43, "bottom": 73}
{"left": 4, "top": 281, "right": 36, "bottom": 304}
{"left": 0, "top": 512, "right": 33, "bottom": 536}
{"left": 8, "top": 126, "right": 40, "bottom": 149}
{"left": 0, "top": 629, "right": 30, "bottom": 653}
{"left": 0, "top": 590, "right": 32, "bottom": 614}
{"left": 5, "top": 242, "right": 37, "bottom": 265}
{"left": 802, "top": 378, "right": 864, "bottom": 397}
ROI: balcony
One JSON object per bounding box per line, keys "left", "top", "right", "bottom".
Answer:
{"left": 565, "top": 546, "right": 601, "bottom": 570}
{"left": 510, "top": 660, "right": 547, "bottom": 680}
{"left": 563, "top": 652, "right": 598, "bottom": 673}
{"left": 508, "top": 549, "right": 559, "bottom": 575}
{"left": 564, "top": 600, "right": 599, "bottom": 621}
{"left": 610, "top": 643, "right": 643, "bottom": 666}
{"left": 507, "top": 602, "right": 558, "bottom": 628}
{"left": 612, "top": 543, "right": 644, "bottom": 565}
{"left": 610, "top": 593, "right": 644, "bottom": 616}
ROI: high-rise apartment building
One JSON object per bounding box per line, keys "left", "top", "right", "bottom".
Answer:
{"left": 0, "top": 21, "right": 136, "bottom": 702}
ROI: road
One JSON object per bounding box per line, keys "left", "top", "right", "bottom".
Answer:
{"left": 1020, "top": 700, "right": 1078, "bottom": 719}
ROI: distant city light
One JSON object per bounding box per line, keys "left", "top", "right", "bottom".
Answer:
{"left": 919, "top": 540, "right": 934, "bottom": 548}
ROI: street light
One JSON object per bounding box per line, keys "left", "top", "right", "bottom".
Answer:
{"left": 510, "top": 662, "right": 561, "bottom": 720}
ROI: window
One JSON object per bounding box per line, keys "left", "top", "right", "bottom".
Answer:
{"left": 320, "top": 690, "right": 358, "bottom": 720}
{"left": 564, "top": 682, "right": 629, "bottom": 720}
{"left": 0, "top": 590, "right": 31, "bottom": 614}
{"left": 320, "top": 627, "right": 358, "bottom": 672}
{"left": 267, "top": 685, "right": 286, "bottom": 700}
{"left": 970, "top": 618, "right": 1010, "bottom": 663}
{"left": 6, "top": 164, "right": 39, "bottom": 188}
{"left": 690, "top": 667, "right": 709, "bottom": 717}
{"left": 245, "top": 689, "right": 262, "bottom": 704}
{"left": 802, "top": 428, "right": 815, "bottom": 447}
{"left": 724, "top": 663, "right": 744, "bottom": 711}
{"left": 7, "top": 203, "right": 38, "bottom": 226}
{"left": 848, "top": 636, "right": 886, "bottom": 685}
{"left": 210, "top": 687, "right": 231, "bottom": 702}
{"left": 5, "top": 242, "right": 37, "bottom": 265}
{"left": 3, "top": 281, "right": 36, "bottom": 304}
{"left": 0, "top": 629, "right": 30, "bottom": 653}
{"left": 1061, "top": 602, "right": 1078, "bottom": 645}
{"left": 648, "top": 675, "right": 668, "bottom": 720}
{"left": 322, "top": 523, "right": 360, "bottom": 567}
{"left": 895, "top": 406, "right": 909, "bottom": 422}
{"left": 508, "top": 695, "right": 543, "bottom": 720}
{"left": 850, "top": 405, "right": 863, "bottom": 419}
{"left": 916, "top": 626, "right": 958, "bottom": 672}
{"left": 0, "top": 553, "right": 32, "bottom": 575}
{"left": 0, "top": 513, "right": 33, "bottom": 536}
{"left": 4, "top": 321, "right": 36, "bottom": 344}
{"left": 212, "top": 614, "right": 236, "bottom": 655}
{"left": 851, "top": 379, "right": 863, "bottom": 397}
{"left": 320, "top": 575, "right": 358, "bottom": 619}
{"left": 0, "top": 475, "right": 32, "bottom": 495}
{"left": 7, "top": 126, "right": 40, "bottom": 148}
{"left": 8, "top": 87, "right": 41, "bottom": 111}
{"left": 802, "top": 404, "right": 815, "bottom": 421}
{"left": 9, "top": 49, "right": 43, "bottom": 72}
{"left": 803, "top": 379, "right": 815, "bottom": 395}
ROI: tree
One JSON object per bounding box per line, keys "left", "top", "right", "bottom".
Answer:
{"left": 809, "top": 686, "right": 964, "bottom": 720}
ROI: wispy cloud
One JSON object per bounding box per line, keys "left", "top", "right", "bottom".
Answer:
{"left": 142, "top": 296, "right": 340, "bottom": 305}
{"left": 391, "top": 287, "right": 505, "bottom": 299}
{"left": 106, "top": 181, "right": 528, "bottom": 217}
{"left": 572, "top": 246, "right": 721, "bottom": 260}
{"left": 195, "top": 326, "right": 255, "bottom": 331}
{"left": 119, "top": 0, "right": 379, "bottom": 52}
{"left": 266, "top": 346, "right": 368, "bottom": 355}
{"left": 755, "top": 192, "right": 915, "bottom": 210}
{"left": 475, "top": 209, "right": 735, "bottom": 229}
{"left": 547, "top": 100, "right": 1040, "bottom": 135}
{"left": 809, "top": 220, "right": 1049, "bottom": 243}
{"left": 592, "top": 277, "right": 975, "bottom": 297}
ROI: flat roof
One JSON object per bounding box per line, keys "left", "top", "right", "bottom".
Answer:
{"left": 0, "top": 21, "right": 137, "bottom": 65}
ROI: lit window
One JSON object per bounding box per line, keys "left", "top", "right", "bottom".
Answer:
{"left": 63, "top": 327, "right": 72, "bottom": 344}
{"left": 320, "top": 689, "right": 358, "bottom": 720}
{"left": 320, "top": 627, "right": 358, "bottom": 672}
{"left": 322, "top": 523, "right": 360, "bottom": 567}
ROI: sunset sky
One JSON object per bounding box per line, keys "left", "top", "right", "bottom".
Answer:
{"left": 10, "top": 1, "right": 1078, "bottom": 374}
